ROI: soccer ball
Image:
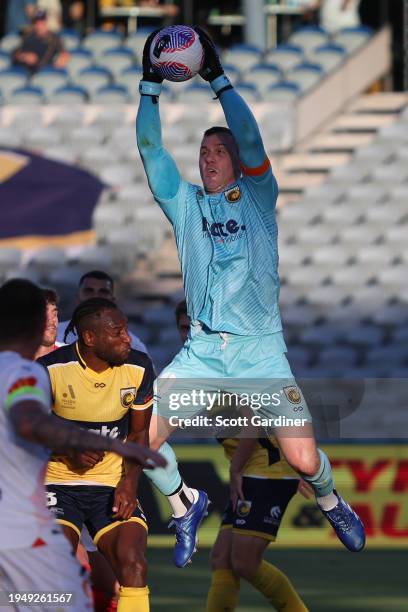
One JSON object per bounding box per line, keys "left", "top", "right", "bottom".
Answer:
{"left": 149, "top": 25, "right": 204, "bottom": 82}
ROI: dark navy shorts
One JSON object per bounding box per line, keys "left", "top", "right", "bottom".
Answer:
{"left": 221, "top": 476, "right": 298, "bottom": 541}
{"left": 46, "top": 484, "right": 147, "bottom": 546}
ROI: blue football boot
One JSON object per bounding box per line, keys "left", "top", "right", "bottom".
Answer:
{"left": 168, "top": 490, "right": 209, "bottom": 568}
{"left": 320, "top": 490, "right": 365, "bottom": 552}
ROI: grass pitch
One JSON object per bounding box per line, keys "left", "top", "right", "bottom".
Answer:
{"left": 148, "top": 548, "right": 408, "bottom": 611}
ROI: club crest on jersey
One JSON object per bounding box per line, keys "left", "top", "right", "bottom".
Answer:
{"left": 236, "top": 500, "right": 252, "bottom": 518}
{"left": 224, "top": 185, "right": 241, "bottom": 203}
{"left": 283, "top": 386, "right": 302, "bottom": 404}
{"left": 121, "top": 387, "right": 136, "bottom": 408}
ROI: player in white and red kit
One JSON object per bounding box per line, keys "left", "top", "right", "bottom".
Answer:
{"left": 0, "top": 279, "right": 166, "bottom": 612}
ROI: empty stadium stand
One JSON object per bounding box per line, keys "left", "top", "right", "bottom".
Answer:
{"left": 0, "top": 19, "right": 406, "bottom": 387}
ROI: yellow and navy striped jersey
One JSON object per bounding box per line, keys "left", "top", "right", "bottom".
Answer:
{"left": 218, "top": 436, "right": 298, "bottom": 480}
{"left": 38, "top": 343, "right": 154, "bottom": 487}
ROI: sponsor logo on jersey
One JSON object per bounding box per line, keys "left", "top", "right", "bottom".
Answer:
{"left": 283, "top": 386, "right": 302, "bottom": 404}
{"left": 62, "top": 385, "right": 76, "bottom": 408}
{"left": 236, "top": 499, "right": 252, "bottom": 518}
{"left": 224, "top": 185, "right": 241, "bottom": 203}
{"left": 88, "top": 425, "right": 120, "bottom": 438}
{"left": 202, "top": 216, "right": 246, "bottom": 244}
{"left": 121, "top": 387, "right": 137, "bottom": 408}
{"left": 94, "top": 382, "right": 106, "bottom": 388}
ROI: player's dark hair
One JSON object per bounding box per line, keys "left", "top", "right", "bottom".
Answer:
{"left": 204, "top": 126, "right": 233, "bottom": 139}
{"left": 174, "top": 299, "right": 188, "bottom": 325}
{"left": 79, "top": 270, "right": 114, "bottom": 289}
{"left": 41, "top": 287, "right": 58, "bottom": 305}
{"left": 64, "top": 297, "right": 117, "bottom": 343}
{"left": 0, "top": 279, "right": 46, "bottom": 344}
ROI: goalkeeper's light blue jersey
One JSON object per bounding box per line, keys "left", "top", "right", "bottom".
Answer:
{"left": 137, "top": 83, "right": 282, "bottom": 336}
{"left": 156, "top": 174, "right": 282, "bottom": 335}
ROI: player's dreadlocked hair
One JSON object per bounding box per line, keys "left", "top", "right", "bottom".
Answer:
{"left": 63, "top": 297, "right": 117, "bottom": 344}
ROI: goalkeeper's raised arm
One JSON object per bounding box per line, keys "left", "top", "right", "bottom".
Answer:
{"left": 136, "top": 30, "right": 182, "bottom": 204}
{"left": 194, "top": 27, "right": 271, "bottom": 179}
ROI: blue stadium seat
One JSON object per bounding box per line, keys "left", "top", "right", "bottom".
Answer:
{"left": 0, "top": 33, "right": 21, "bottom": 53}
{"left": 334, "top": 26, "right": 373, "bottom": 53}
{"left": 289, "top": 25, "right": 329, "bottom": 55}
{"left": 263, "top": 81, "right": 301, "bottom": 102}
{"left": 9, "top": 85, "right": 45, "bottom": 105}
{"left": 235, "top": 82, "right": 261, "bottom": 102}
{"left": 116, "top": 65, "right": 142, "bottom": 88}
{"left": 288, "top": 62, "right": 324, "bottom": 92}
{"left": 0, "top": 50, "right": 10, "bottom": 71}
{"left": 91, "top": 84, "right": 130, "bottom": 104}
{"left": 0, "top": 66, "right": 28, "bottom": 101}
{"left": 184, "top": 83, "right": 211, "bottom": 102}
{"left": 222, "top": 63, "right": 241, "bottom": 85}
{"left": 82, "top": 29, "right": 123, "bottom": 59}
{"left": 309, "top": 43, "right": 346, "bottom": 71}
{"left": 0, "top": 248, "right": 23, "bottom": 281}
{"left": 31, "top": 66, "right": 69, "bottom": 97}
{"left": 243, "top": 63, "right": 282, "bottom": 95}
{"left": 74, "top": 65, "right": 112, "bottom": 94}
{"left": 264, "top": 44, "right": 304, "bottom": 74}
{"left": 223, "top": 44, "right": 263, "bottom": 73}
{"left": 48, "top": 84, "right": 89, "bottom": 104}
{"left": 100, "top": 47, "right": 135, "bottom": 78}
{"left": 66, "top": 47, "right": 93, "bottom": 78}
{"left": 125, "top": 28, "right": 156, "bottom": 62}
{"left": 60, "top": 28, "right": 81, "bottom": 50}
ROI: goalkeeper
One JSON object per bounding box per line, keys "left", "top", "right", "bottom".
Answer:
{"left": 136, "top": 27, "right": 365, "bottom": 568}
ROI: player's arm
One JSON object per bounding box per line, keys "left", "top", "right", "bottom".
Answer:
{"left": 8, "top": 401, "right": 165, "bottom": 469}
{"left": 229, "top": 406, "right": 259, "bottom": 509}
{"left": 113, "top": 354, "right": 155, "bottom": 520}
{"left": 195, "top": 27, "right": 274, "bottom": 183}
{"left": 229, "top": 437, "right": 258, "bottom": 510}
{"left": 136, "top": 31, "right": 182, "bottom": 207}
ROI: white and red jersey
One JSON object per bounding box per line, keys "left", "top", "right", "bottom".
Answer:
{"left": 0, "top": 351, "right": 54, "bottom": 550}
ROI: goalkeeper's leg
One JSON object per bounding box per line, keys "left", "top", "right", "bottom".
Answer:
{"left": 143, "top": 434, "right": 208, "bottom": 568}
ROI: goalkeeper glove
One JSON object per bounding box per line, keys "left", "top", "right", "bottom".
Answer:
{"left": 142, "top": 29, "right": 163, "bottom": 83}
{"left": 140, "top": 29, "right": 163, "bottom": 98}
{"left": 194, "top": 26, "right": 224, "bottom": 82}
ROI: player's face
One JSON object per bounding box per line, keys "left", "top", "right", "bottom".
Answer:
{"left": 78, "top": 278, "right": 114, "bottom": 303}
{"left": 199, "top": 134, "right": 237, "bottom": 193}
{"left": 93, "top": 309, "right": 131, "bottom": 365}
{"left": 177, "top": 313, "right": 190, "bottom": 344}
{"left": 34, "top": 18, "right": 48, "bottom": 37}
{"left": 42, "top": 302, "right": 58, "bottom": 347}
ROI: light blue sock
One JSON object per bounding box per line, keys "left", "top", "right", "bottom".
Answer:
{"left": 143, "top": 441, "right": 182, "bottom": 496}
{"left": 303, "top": 449, "right": 334, "bottom": 497}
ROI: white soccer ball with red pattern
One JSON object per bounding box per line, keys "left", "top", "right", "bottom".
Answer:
{"left": 149, "top": 25, "right": 204, "bottom": 82}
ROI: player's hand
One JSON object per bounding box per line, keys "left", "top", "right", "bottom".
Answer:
{"left": 112, "top": 439, "right": 167, "bottom": 469}
{"left": 68, "top": 451, "right": 104, "bottom": 469}
{"left": 298, "top": 479, "right": 314, "bottom": 499}
{"left": 230, "top": 469, "right": 244, "bottom": 511}
{"left": 142, "top": 29, "right": 163, "bottom": 83}
{"left": 194, "top": 26, "right": 224, "bottom": 82}
{"left": 112, "top": 479, "right": 138, "bottom": 520}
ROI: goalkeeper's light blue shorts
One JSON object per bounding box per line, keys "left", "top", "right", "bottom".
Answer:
{"left": 154, "top": 323, "right": 312, "bottom": 423}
